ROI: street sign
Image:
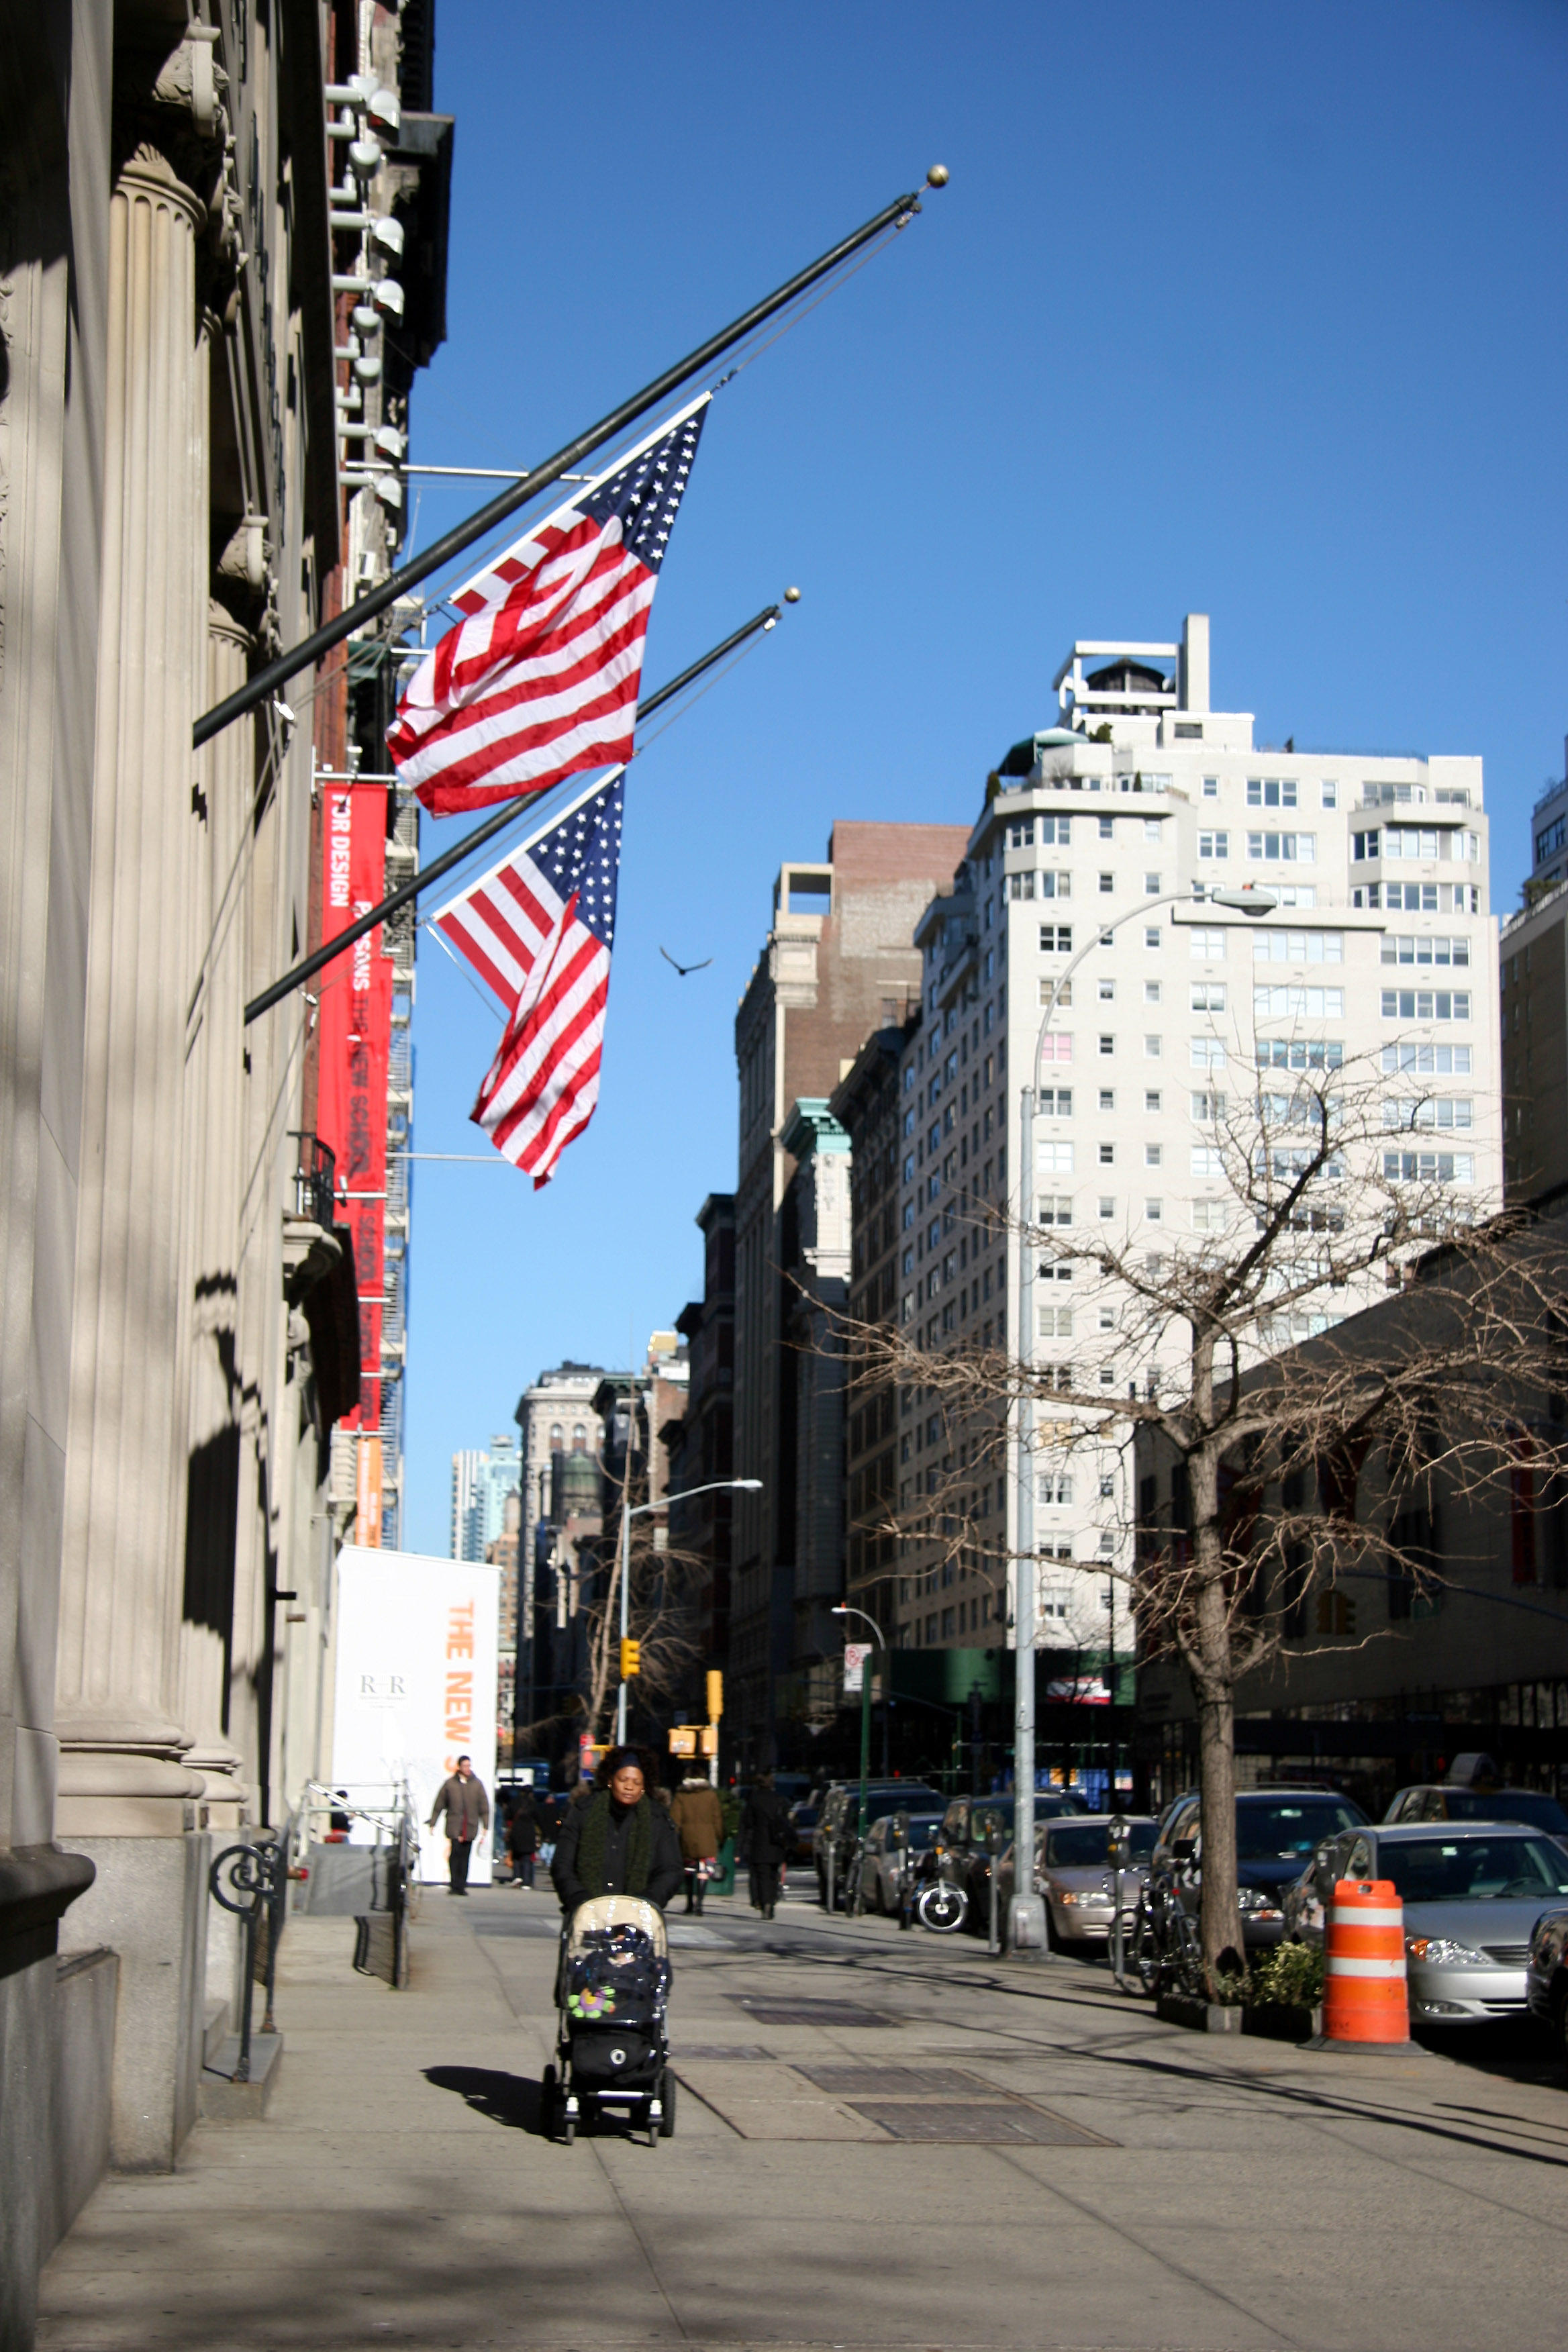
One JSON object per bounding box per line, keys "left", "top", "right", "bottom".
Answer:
{"left": 843, "top": 1642, "right": 871, "bottom": 1694}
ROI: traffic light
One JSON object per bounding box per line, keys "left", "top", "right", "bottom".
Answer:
{"left": 706, "top": 1669, "right": 724, "bottom": 1720}
{"left": 620, "top": 1637, "right": 641, "bottom": 1679}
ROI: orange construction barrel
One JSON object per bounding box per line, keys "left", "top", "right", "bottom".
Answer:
{"left": 1322, "top": 1877, "right": 1409, "bottom": 2045}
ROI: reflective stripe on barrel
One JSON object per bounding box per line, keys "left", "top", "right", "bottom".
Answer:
{"left": 1324, "top": 1877, "right": 1410, "bottom": 2044}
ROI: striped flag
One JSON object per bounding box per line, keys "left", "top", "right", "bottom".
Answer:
{"left": 388, "top": 399, "right": 707, "bottom": 816}
{"left": 433, "top": 773, "right": 625, "bottom": 1187}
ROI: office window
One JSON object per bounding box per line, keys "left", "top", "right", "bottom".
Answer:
{"left": 1142, "top": 979, "right": 1163, "bottom": 1009}
{"left": 1381, "top": 1042, "right": 1471, "bottom": 1075}
{"left": 1008, "top": 871, "right": 1035, "bottom": 899}
{"left": 1097, "top": 1196, "right": 1116, "bottom": 1220}
{"left": 1037, "top": 1087, "right": 1072, "bottom": 1116}
{"left": 1247, "top": 832, "right": 1316, "bottom": 863}
{"left": 1144, "top": 1035, "right": 1163, "bottom": 1059}
{"left": 1191, "top": 1145, "right": 1224, "bottom": 1177}
{"left": 1197, "top": 830, "right": 1228, "bottom": 859}
{"left": 1036, "top": 1140, "right": 1075, "bottom": 1174}
{"left": 1098, "top": 1088, "right": 1115, "bottom": 1112}
{"left": 1258, "top": 1038, "right": 1343, "bottom": 1071}
{"left": 1038, "top": 977, "right": 1073, "bottom": 1012}
{"left": 1008, "top": 818, "right": 1035, "bottom": 847}
{"left": 1379, "top": 934, "right": 1470, "bottom": 968}
{"left": 1254, "top": 930, "right": 1344, "bottom": 964}
{"left": 1380, "top": 989, "right": 1470, "bottom": 1021}
{"left": 1099, "top": 872, "right": 1114, "bottom": 893}
{"left": 1097, "top": 978, "right": 1116, "bottom": 1002}
{"left": 1144, "top": 1089, "right": 1162, "bottom": 1112}
{"left": 1144, "top": 927, "right": 1161, "bottom": 948}
{"left": 1038, "top": 1030, "right": 1073, "bottom": 1063}
{"left": 1246, "top": 779, "right": 1298, "bottom": 808}
{"left": 1144, "top": 873, "right": 1161, "bottom": 894}
{"left": 1039, "top": 924, "right": 1073, "bottom": 953}
{"left": 1144, "top": 1198, "right": 1163, "bottom": 1220}
{"left": 1191, "top": 1090, "right": 1227, "bottom": 1122}
{"left": 1191, "top": 1037, "right": 1226, "bottom": 1069}
{"left": 1189, "top": 928, "right": 1226, "bottom": 959}
{"left": 1145, "top": 1142, "right": 1163, "bottom": 1167}
{"left": 1098, "top": 815, "right": 1114, "bottom": 838}
{"left": 1038, "top": 1471, "right": 1073, "bottom": 1508}
{"left": 1037, "top": 1306, "right": 1074, "bottom": 1340}
{"left": 1381, "top": 1098, "right": 1473, "bottom": 1132}
{"left": 1202, "top": 777, "right": 1220, "bottom": 799}
{"left": 1191, "top": 981, "right": 1226, "bottom": 1012}
{"left": 1192, "top": 1197, "right": 1226, "bottom": 1231}
{"left": 1382, "top": 1150, "right": 1474, "bottom": 1184}
{"left": 1321, "top": 781, "right": 1338, "bottom": 809}
{"left": 1099, "top": 1034, "right": 1116, "bottom": 1057}
{"left": 1255, "top": 985, "right": 1346, "bottom": 1017}
{"left": 1098, "top": 1142, "right": 1116, "bottom": 1165}
{"left": 1144, "top": 818, "right": 1162, "bottom": 842}
{"left": 1038, "top": 1195, "right": 1073, "bottom": 1226}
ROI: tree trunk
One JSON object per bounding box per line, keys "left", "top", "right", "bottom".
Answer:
{"left": 1192, "top": 1565, "right": 1242, "bottom": 1981}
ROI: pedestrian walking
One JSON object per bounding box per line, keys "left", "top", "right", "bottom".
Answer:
{"left": 550, "top": 1747, "right": 683, "bottom": 1914}
{"left": 669, "top": 1769, "right": 726, "bottom": 1914}
{"left": 506, "top": 1784, "right": 541, "bottom": 1888}
{"left": 743, "top": 1770, "right": 793, "bottom": 1919}
{"left": 428, "top": 1755, "right": 490, "bottom": 1896}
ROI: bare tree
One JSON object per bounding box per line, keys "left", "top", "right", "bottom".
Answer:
{"left": 842, "top": 1048, "right": 1565, "bottom": 1983}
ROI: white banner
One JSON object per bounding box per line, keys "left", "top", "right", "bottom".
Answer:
{"left": 332, "top": 1546, "right": 501, "bottom": 1884}
{"left": 843, "top": 1642, "right": 871, "bottom": 1695}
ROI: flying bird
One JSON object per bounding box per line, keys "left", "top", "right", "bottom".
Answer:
{"left": 660, "top": 946, "right": 712, "bottom": 978}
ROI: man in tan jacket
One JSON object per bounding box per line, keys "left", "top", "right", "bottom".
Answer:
{"left": 428, "top": 1756, "right": 490, "bottom": 1896}
{"left": 669, "top": 1771, "right": 726, "bottom": 1915}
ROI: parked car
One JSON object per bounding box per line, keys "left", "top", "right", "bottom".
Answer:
{"left": 813, "top": 1781, "right": 944, "bottom": 1908}
{"left": 935, "top": 1790, "right": 1089, "bottom": 1931}
{"left": 1286, "top": 1819, "right": 1568, "bottom": 2024}
{"left": 787, "top": 1796, "right": 822, "bottom": 1865}
{"left": 1525, "top": 1908, "right": 1568, "bottom": 2060}
{"left": 995, "top": 1814, "right": 1158, "bottom": 1947}
{"left": 1150, "top": 1787, "right": 1368, "bottom": 1951}
{"left": 1383, "top": 1784, "right": 1568, "bottom": 1839}
{"left": 857, "top": 1809, "right": 946, "bottom": 1914}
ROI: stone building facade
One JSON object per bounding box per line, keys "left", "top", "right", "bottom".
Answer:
{"left": 0, "top": 3, "right": 448, "bottom": 2331}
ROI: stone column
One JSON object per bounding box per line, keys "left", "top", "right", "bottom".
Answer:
{"left": 54, "top": 140, "right": 211, "bottom": 2171}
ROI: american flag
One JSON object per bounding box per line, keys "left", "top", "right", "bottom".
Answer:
{"left": 433, "top": 772, "right": 625, "bottom": 1186}
{"left": 387, "top": 399, "right": 707, "bottom": 816}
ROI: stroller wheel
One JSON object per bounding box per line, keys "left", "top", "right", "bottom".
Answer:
{"left": 658, "top": 2072, "right": 677, "bottom": 2138}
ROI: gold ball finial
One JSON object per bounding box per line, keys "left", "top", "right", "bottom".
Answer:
{"left": 926, "top": 164, "right": 950, "bottom": 188}
{"left": 784, "top": 585, "right": 801, "bottom": 603}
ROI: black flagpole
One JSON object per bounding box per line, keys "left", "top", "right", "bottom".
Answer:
{"left": 196, "top": 171, "right": 947, "bottom": 751}
{"left": 242, "top": 599, "right": 789, "bottom": 1027}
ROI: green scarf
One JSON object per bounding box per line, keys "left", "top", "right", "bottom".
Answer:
{"left": 577, "top": 1790, "right": 654, "bottom": 1896}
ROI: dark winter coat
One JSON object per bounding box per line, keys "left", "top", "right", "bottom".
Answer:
{"left": 550, "top": 1790, "right": 684, "bottom": 1913}
{"left": 669, "top": 1778, "right": 726, "bottom": 1862}
{"left": 744, "top": 1783, "right": 793, "bottom": 1866}
{"left": 506, "top": 1792, "right": 540, "bottom": 1857}
{"left": 429, "top": 1772, "right": 489, "bottom": 1841}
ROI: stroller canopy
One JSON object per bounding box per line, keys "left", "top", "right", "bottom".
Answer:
{"left": 565, "top": 1894, "right": 669, "bottom": 1962}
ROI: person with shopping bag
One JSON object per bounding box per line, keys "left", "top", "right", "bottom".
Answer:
{"left": 669, "top": 1769, "right": 726, "bottom": 1916}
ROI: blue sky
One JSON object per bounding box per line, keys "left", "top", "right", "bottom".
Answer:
{"left": 397, "top": 0, "right": 1568, "bottom": 1556}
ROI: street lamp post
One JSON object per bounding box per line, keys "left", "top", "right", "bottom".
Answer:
{"left": 614, "top": 1477, "right": 763, "bottom": 1745}
{"left": 831, "top": 1603, "right": 885, "bottom": 1871}
{"left": 1010, "top": 879, "right": 1275, "bottom": 1954}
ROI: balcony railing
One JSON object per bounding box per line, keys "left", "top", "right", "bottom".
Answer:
{"left": 290, "top": 1133, "right": 337, "bottom": 1228}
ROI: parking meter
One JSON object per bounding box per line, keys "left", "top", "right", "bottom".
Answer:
{"left": 1107, "top": 1814, "right": 1130, "bottom": 1984}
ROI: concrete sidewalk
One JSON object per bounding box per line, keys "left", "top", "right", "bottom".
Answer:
{"left": 36, "top": 1881, "right": 1568, "bottom": 2352}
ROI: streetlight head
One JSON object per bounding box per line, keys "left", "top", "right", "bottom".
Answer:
{"left": 926, "top": 164, "right": 950, "bottom": 188}
{"left": 783, "top": 585, "right": 801, "bottom": 603}
{"left": 1210, "top": 885, "right": 1277, "bottom": 919}
{"left": 734, "top": 1477, "right": 764, "bottom": 1490}
{"left": 830, "top": 1604, "right": 848, "bottom": 1614}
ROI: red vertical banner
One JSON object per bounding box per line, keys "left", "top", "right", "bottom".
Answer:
{"left": 315, "top": 781, "right": 393, "bottom": 1466}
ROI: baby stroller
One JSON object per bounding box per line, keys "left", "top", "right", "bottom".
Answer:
{"left": 544, "top": 1894, "right": 675, "bottom": 2145}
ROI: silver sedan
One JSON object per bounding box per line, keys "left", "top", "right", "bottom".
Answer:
{"left": 1285, "top": 1820, "right": 1568, "bottom": 2025}
{"left": 997, "top": 1815, "right": 1157, "bottom": 1947}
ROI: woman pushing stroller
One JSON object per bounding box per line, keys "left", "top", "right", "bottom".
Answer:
{"left": 545, "top": 1749, "right": 685, "bottom": 2145}
{"left": 550, "top": 1748, "right": 685, "bottom": 1914}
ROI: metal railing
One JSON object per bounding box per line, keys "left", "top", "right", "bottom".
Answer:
{"left": 293, "top": 1781, "right": 419, "bottom": 1989}
{"left": 289, "top": 1133, "right": 338, "bottom": 1228}
{"left": 209, "top": 1832, "right": 290, "bottom": 2082}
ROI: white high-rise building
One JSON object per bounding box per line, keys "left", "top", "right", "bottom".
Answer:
{"left": 450, "top": 1434, "right": 520, "bottom": 1564}
{"left": 894, "top": 614, "right": 1502, "bottom": 1661}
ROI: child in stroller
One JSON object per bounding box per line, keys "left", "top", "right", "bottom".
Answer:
{"left": 544, "top": 1894, "right": 673, "bottom": 2144}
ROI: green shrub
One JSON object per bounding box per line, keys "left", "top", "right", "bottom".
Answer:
{"left": 1249, "top": 1939, "right": 1325, "bottom": 2010}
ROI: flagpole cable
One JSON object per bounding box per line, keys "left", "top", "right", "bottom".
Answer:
{"left": 413, "top": 616, "right": 787, "bottom": 945}
{"left": 242, "top": 598, "right": 789, "bottom": 1025}
{"left": 196, "top": 173, "right": 945, "bottom": 749}
{"left": 379, "top": 224, "right": 913, "bottom": 636}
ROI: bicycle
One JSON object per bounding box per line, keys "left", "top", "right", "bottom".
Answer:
{"left": 1130, "top": 1873, "right": 1204, "bottom": 1998}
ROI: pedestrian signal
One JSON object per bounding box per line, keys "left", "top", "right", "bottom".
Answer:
{"left": 700, "top": 1724, "right": 718, "bottom": 1757}
{"left": 669, "top": 1725, "right": 699, "bottom": 1757}
{"left": 706, "top": 1669, "right": 724, "bottom": 1720}
{"left": 620, "top": 1638, "right": 641, "bottom": 1679}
